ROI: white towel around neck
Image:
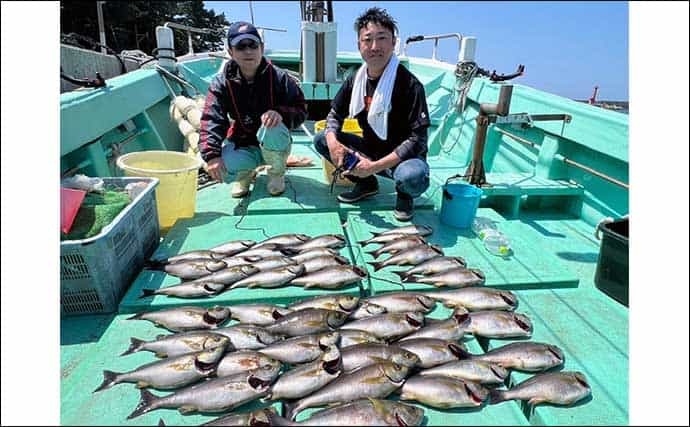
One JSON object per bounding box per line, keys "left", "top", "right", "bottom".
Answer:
{"left": 348, "top": 54, "right": 399, "bottom": 140}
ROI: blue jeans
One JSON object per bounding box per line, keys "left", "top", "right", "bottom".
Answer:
{"left": 313, "top": 131, "right": 430, "bottom": 198}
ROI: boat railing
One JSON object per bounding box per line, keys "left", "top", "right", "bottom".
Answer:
{"left": 164, "top": 22, "right": 213, "bottom": 56}
{"left": 403, "top": 32, "right": 463, "bottom": 61}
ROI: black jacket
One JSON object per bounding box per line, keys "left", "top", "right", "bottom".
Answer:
{"left": 200, "top": 58, "right": 307, "bottom": 162}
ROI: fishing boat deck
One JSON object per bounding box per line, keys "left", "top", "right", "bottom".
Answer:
{"left": 60, "top": 126, "right": 628, "bottom": 425}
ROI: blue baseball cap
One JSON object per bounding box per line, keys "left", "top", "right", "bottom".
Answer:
{"left": 227, "top": 21, "right": 262, "bottom": 47}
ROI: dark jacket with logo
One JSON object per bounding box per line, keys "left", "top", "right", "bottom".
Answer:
{"left": 199, "top": 57, "right": 307, "bottom": 162}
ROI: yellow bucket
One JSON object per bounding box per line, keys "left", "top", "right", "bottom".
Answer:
{"left": 314, "top": 119, "right": 362, "bottom": 186}
{"left": 117, "top": 151, "right": 201, "bottom": 231}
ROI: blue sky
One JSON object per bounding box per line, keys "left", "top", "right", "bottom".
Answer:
{"left": 205, "top": 1, "right": 628, "bottom": 101}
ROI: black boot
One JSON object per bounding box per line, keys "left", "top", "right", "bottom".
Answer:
{"left": 394, "top": 192, "right": 414, "bottom": 221}
{"left": 337, "top": 176, "right": 379, "bottom": 203}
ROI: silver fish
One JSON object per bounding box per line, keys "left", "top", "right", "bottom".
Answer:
{"left": 148, "top": 250, "right": 226, "bottom": 266}
{"left": 231, "top": 243, "right": 287, "bottom": 259}
{"left": 255, "top": 233, "right": 310, "bottom": 247}
{"left": 290, "top": 265, "right": 368, "bottom": 289}
{"left": 148, "top": 259, "right": 229, "bottom": 280}
{"left": 349, "top": 301, "right": 387, "bottom": 320}
{"left": 258, "top": 331, "right": 340, "bottom": 364}
{"left": 139, "top": 281, "right": 226, "bottom": 299}
{"left": 375, "top": 225, "right": 433, "bottom": 237}
{"left": 489, "top": 371, "right": 591, "bottom": 407}
{"left": 338, "top": 329, "right": 385, "bottom": 348}
{"left": 422, "top": 287, "right": 518, "bottom": 311}
{"left": 120, "top": 331, "right": 231, "bottom": 358}
{"left": 251, "top": 256, "right": 298, "bottom": 272}
{"left": 394, "top": 338, "right": 467, "bottom": 368}
{"left": 399, "top": 375, "right": 489, "bottom": 409}
{"left": 202, "top": 407, "right": 276, "bottom": 427}
{"left": 179, "top": 265, "right": 261, "bottom": 287}
{"left": 209, "top": 240, "right": 257, "bottom": 256}
{"left": 281, "top": 234, "right": 347, "bottom": 254}
{"left": 392, "top": 256, "right": 468, "bottom": 279}
{"left": 230, "top": 303, "right": 293, "bottom": 326}
{"left": 363, "top": 292, "right": 436, "bottom": 314}
{"left": 357, "top": 233, "right": 411, "bottom": 247}
{"left": 285, "top": 362, "right": 411, "bottom": 420}
{"left": 126, "top": 364, "right": 280, "bottom": 419}
{"left": 403, "top": 267, "right": 485, "bottom": 288}
{"left": 290, "top": 247, "right": 339, "bottom": 263}
{"left": 216, "top": 351, "right": 282, "bottom": 378}
{"left": 265, "top": 309, "right": 348, "bottom": 337}
{"left": 418, "top": 359, "right": 509, "bottom": 385}
{"left": 458, "top": 341, "right": 565, "bottom": 372}
{"left": 287, "top": 294, "right": 360, "bottom": 313}
{"left": 301, "top": 255, "right": 350, "bottom": 274}
{"left": 95, "top": 345, "right": 226, "bottom": 392}
{"left": 230, "top": 265, "right": 305, "bottom": 290}
{"left": 341, "top": 343, "right": 420, "bottom": 373}
{"left": 214, "top": 325, "right": 282, "bottom": 350}
{"left": 397, "top": 310, "right": 470, "bottom": 342}
{"left": 340, "top": 312, "right": 425, "bottom": 341}
{"left": 126, "top": 306, "right": 232, "bottom": 332}
{"left": 367, "top": 235, "right": 427, "bottom": 259}
{"left": 369, "top": 245, "right": 444, "bottom": 271}
{"left": 466, "top": 311, "right": 533, "bottom": 338}
{"left": 265, "top": 345, "right": 342, "bottom": 401}
{"left": 267, "top": 399, "right": 424, "bottom": 426}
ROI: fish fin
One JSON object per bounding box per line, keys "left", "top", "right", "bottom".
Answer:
{"left": 280, "top": 247, "right": 300, "bottom": 256}
{"left": 120, "top": 337, "right": 145, "bottom": 356}
{"left": 126, "top": 388, "right": 159, "bottom": 419}
{"left": 178, "top": 405, "right": 197, "bottom": 415}
{"left": 154, "top": 352, "right": 168, "bottom": 359}
{"left": 284, "top": 400, "right": 301, "bottom": 421}
{"left": 139, "top": 289, "right": 157, "bottom": 299}
{"left": 449, "top": 343, "right": 466, "bottom": 358}
{"left": 93, "top": 370, "right": 120, "bottom": 392}
{"left": 302, "top": 283, "right": 315, "bottom": 289}
{"left": 401, "top": 275, "right": 417, "bottom": 283}
{"left": 454, "top": 347, "right": 474, "bottom": 360}
{"left": 488, "top": 389, "right": 508, "bottom": 405}
{"left": 135, "top": 381, "right": 150, "bottom": 389}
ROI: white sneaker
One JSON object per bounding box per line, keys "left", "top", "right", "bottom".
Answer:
{"left": 230, "top": 170, "right": 255, "bottom": 198}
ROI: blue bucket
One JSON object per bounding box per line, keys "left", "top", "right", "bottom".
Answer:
{"left": 439, "top": 178, "right": 483, "bottom": 229}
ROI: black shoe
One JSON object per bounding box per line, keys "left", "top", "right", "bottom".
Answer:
{"left": 337, "top": 177, "right": 379, "bottom": 203}
{"left": 394, "top": 193, "right": 414, "bottom": 221}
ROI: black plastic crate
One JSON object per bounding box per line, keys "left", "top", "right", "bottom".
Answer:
{"left": 594, "top": 217, "right": 629, "bottom": 306}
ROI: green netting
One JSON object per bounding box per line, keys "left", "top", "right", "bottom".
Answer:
{"left": 62, "top": 190, "right": 131, "bottom": 240}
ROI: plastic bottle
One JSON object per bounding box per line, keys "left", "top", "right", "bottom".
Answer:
{"left": 483, "top": 229, "right": 513, "bottom": 257}
{"left": 471, "top": 217, "right": 497, "bottom": 240}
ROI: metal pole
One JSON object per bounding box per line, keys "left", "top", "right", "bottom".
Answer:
{"left": 96, "top": 1, "right": 107, "bottom": 54}
{"left": 249, "top": 1, "right": 255, "bottom": 24}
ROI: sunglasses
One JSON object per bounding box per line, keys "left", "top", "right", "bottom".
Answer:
{"left": 234, "top": 40, "right": 259, "bottom": 51}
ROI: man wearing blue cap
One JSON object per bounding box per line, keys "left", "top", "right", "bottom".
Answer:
{"left": 200, "top": 21, "right": 307, "bottom": 197}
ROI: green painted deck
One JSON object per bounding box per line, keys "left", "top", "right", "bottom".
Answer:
{"left": 60, "top": 53, "right": 629, "bottom": 426}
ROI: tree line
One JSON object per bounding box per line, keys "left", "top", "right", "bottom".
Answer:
{"left": 60, "top": 1, "right": 230, "bottom": 56}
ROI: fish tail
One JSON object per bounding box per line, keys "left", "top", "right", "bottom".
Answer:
{"left": 365, "top": 249, "right": 378, "bottom": 257}
{"left": 120, "top": 337, "right": 145, "bottom": 356}
{"left": 126, "top": 312, "right": 144, "bottom": 321}
{"left": 488, "top": 388, "right": 508, "bottom": 404}
{"left": 368, "top": 261, "right": 383, "bottom": 272}
{"left": 356, "top": 239, "right": 370, "bottom": 246}
{"left": 158, "top": 419, "right": 166, "bottom": 427}
{"left": 471, "top": 268, "right": 486, "bottom": 284}
{"left": 144, "top": 259, "right": 168, "bottom": 269}
{"left": 391, "top": 270, "right": 408, "bottom": 279}
{"left": 139, "top": 289, "right": 157, "bottom": 299}
{"left": 93, "top": 370, "right": 120, "bottom": 392}
{"left": 401, "top": 275, "right": 417, "bottom": 283}
{"left": 280, "top": 247, "right": 300, "bottom": 256}
{"left": 127, "top": 388, "right": 159, "bottom": 419}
